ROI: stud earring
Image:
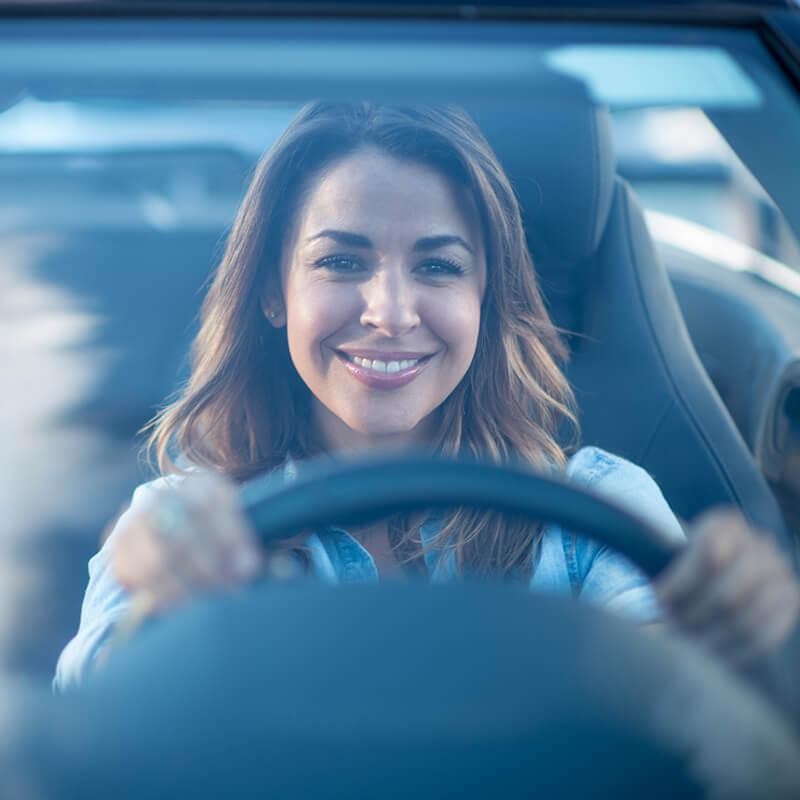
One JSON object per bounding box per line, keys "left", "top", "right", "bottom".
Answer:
{"left": 267, "top": 310, "right": 277, "bottom": 320}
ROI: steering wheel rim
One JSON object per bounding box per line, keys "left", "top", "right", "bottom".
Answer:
{"left": 240, "top": 454, "right": 682, "bottom": 578}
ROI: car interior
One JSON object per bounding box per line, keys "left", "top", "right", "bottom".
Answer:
{"left": 2, "top": 7, "right": 800, "bottom": 796}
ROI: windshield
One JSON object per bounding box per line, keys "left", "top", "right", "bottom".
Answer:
{"left": 2, "top": 13, "right": 800, "bottom": 677}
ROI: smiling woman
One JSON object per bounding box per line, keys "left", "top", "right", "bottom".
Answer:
{"left": 144, "top": 101, "right": 577, "bottom": 577}
{"left": 154, "top": 103, "right": 571, "bottom": 475}
{"left": 54, "top": 101, "right": 799, "bottom": 693}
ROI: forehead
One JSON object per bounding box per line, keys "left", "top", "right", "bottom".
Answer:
{"left": 295, "top": 148, "right": 480, "bottom": 245}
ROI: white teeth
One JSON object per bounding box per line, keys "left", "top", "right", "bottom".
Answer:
{"left": 349, "top": 355, "right": 421, "bottom": 373}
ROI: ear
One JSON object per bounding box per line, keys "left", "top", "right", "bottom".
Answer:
{"left": 260, "top": 285, "right": 286, "bottom": 328}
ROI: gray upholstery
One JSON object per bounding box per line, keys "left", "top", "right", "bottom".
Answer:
{"left": 473, "top": 82, "right": 615, "bottom": 335}
{"left": 475, "top": 78, "right": 795, "bottom": 563}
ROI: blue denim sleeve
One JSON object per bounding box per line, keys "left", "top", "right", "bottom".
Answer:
{"left": 567, "top": 447, "right": 686, "bottom": 623}
{"left": 53, "top": 475, "right": 180, "bottom": 692}
{"left": 52, "top": 535, "right": 130, "bottom": 693}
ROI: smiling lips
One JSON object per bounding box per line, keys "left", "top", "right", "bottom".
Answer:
{"left": 335, "top": 350, "right": 435, "bottom": 389}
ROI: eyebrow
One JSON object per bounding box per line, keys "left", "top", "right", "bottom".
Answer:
{"left": 306, "top": 229, "right": 372, "bottom": 248}
{"left": 306, "top": 229, "right": 474, "bottom": 256}
{"left": 414, "top": 235, "right": 474, "bottom": 256}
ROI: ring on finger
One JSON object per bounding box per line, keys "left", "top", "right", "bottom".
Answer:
{"left": 155, "top": 492, "right": 192, "bottom": 542}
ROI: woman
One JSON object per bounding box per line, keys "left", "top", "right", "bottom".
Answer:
{"left": 54, "top": 102, "right": 799, "bottom": 692}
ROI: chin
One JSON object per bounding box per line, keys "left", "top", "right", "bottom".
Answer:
{"left": 353, "top": 420, "right": 419, "bottom": 438}
{"left": 346, "top": 411, "right": 429, "bottom": 440}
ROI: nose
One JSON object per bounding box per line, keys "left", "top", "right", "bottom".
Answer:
{"left": 359, "top": 267, "right": 420, "bottom": 338}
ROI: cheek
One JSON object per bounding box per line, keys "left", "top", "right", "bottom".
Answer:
{"left": 285, "top": 280, "right": 354, "bottom": 361}
{"left": 429, "top": 291, "right": 482, "bottom": 358}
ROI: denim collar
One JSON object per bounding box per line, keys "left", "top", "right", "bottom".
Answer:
{"left": 305, "top": 512, "right": 456, "bottom": 584}
{"left": 280, "top": 458, "right": 460, "bottom": 582}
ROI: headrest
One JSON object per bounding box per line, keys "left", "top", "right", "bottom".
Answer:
{"left": 472, "top": 72, "right": 615, "bottom": 268}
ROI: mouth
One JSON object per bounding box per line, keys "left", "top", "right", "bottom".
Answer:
{"left": 334, "top": 350, "right": 436, "bottom": 389}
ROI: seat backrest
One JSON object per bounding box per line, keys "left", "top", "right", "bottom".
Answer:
{"left": 472, "top": 77, "right": 795, "bottom": 563}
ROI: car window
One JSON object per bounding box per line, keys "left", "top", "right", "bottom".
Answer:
{"left": 614, "top": 107, "right": 800, "bottom": 284}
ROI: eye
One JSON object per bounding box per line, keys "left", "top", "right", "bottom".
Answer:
{"left": 416, "top": 257, "right": 466, "bottom": 277}
{"left": 314, "top": 254, "right": 365, "bottom": 273}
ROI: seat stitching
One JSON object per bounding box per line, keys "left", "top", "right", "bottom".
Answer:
{"left": 639, "top": 396, "right": 676, "bottom": 465}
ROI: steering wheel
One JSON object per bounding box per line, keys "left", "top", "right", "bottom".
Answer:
{"left": 28, "top": 456, "right": 800, "bottom": 799}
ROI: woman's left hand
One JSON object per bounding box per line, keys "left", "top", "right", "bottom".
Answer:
{"left": 655, "top": 509, "right": 800, "bottom": 669}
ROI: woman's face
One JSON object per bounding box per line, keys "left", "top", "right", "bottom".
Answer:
{"left": 270, "top": 147, "right": 487, "bottom": 453}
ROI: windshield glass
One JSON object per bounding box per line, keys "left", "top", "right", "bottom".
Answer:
{"left": 3, "top": 15, "right": 800, "bottom": 680}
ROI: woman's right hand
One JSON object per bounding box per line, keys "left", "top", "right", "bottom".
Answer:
{"left": 111, "top": 471, "right": 265, "bottom": 624}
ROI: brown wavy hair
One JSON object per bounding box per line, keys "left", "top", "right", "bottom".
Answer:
{"left": 145, "top": 101, "right": 578, "bottom": 576}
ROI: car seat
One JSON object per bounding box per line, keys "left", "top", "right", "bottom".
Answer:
{"left": 471, "top": 75, "right": 796, "bottom": 565}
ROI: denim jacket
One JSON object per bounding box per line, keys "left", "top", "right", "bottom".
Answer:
{"left": 54, "top": 446, "right": 685, "bottom": 692}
